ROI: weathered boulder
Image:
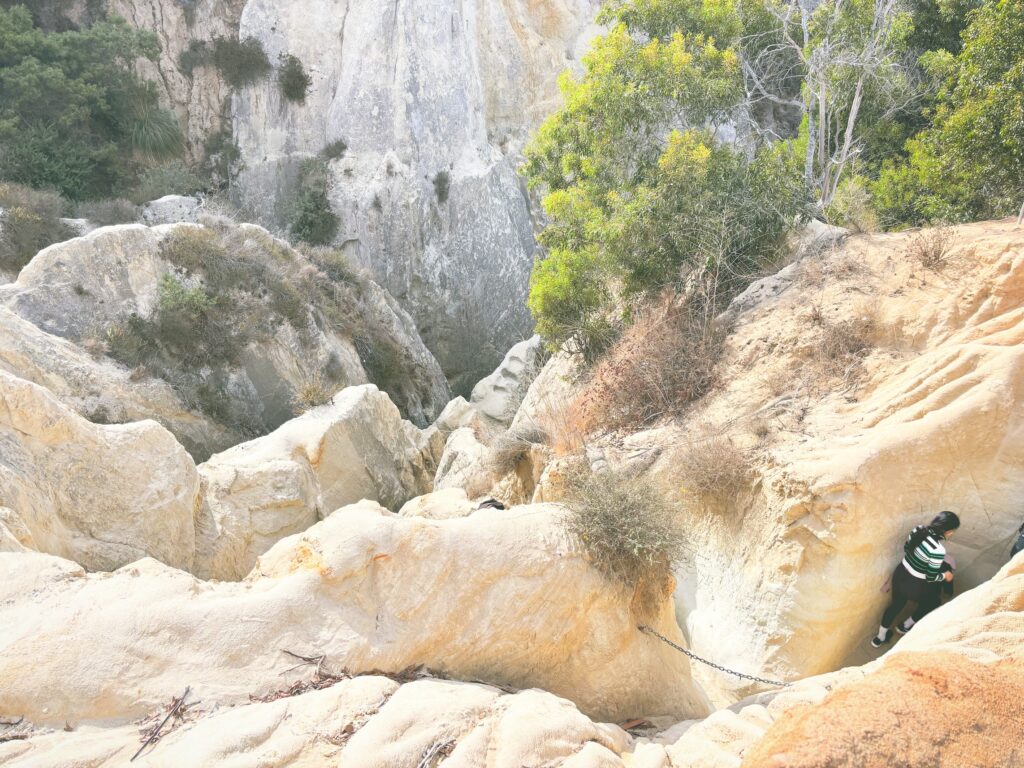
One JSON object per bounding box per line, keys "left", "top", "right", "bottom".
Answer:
{"left": 0, "top": 502, "right": 706, "bottom": 726}
{"left": 434, "top": 426, "right": 494, "bottom": 497}
{"left": 0, "top": 221, "right": 450, "bottom": 457}
{"left": 470, "top": 335, "right": 546, "bottom": 425}
{"left": 0, "top": 675, "right": 630, "bottom": 767}
{"left": 398, "top": 487, "right": 477, "bottom": 519}
{"left": 0, "top": 305, "right": 233, "bottom": 457}
{"left": 0, "top": 370, "right": 198, "bottom": 571}
{"left": 140, "top": 194, "right": 203, "bottom": 225}
{"left": 194, "top": 384, "right": 434, "bottom": 580}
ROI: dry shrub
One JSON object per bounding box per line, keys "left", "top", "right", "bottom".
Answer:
{"left": 676, "top": 436, "right": 753, "bottom": 505}
{"left": 485, "top": 423, "right": 548, "bottom": 476}
{"left": 814, "top": 308, "right": 877, "bottom": 373}
{"left": 292, "top": 374, "right": 334, "bottom": 414}
{"left": 572, "top": 300, "right": 722, "bottom": 434}
{"left": 906, "top": 226, "right": 953, "bottom": 271}
{"left": 533, "top": 399, "right": 587, "bottom": 457}
{"left": 561, "top": 466, "right": 685, "bottom": 617}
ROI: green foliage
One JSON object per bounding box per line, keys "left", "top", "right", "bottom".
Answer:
{"left": 432, "top": 170, "right": 450, "bottom": 203}
{"left": 277, "top": 54, "right": 311, "bottom": 103}
{"left": 0, "top": 7, "right": 184, "bottom": 199}
{"left": 0, "top": 182, "right": 71, "bottom": 272}
{"left": 212, "top": 37, "right": 271, "bottom": 87}
{"left": 522, "top": 3, "right": 808, "bottom": 356}
{"left": 873, "top": 0, "right": 1024, "bottom": 225}
{"left": 321, "top": 139, "right": 348, "bottom": 160}
{"left": 289, "top": 160, "right": 339, "bottom": 245}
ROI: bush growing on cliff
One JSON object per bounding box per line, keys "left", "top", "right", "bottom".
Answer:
{"left": 213, "top": 37, "right": 271, "bottom": 87}
{"left": 278, "top": 54, "right": 312, "bottom": 103}
{"left": 0, "top": 182, "right": 72, "bottom": 273}
{"left": 289, "top": 160, "right": 339, "bottom": 245}
{"left": 562, "top": 467, "right": 685, "bottom": 616}
{"left": 522, "top": 5, "right": 808, "bottom": 357}
{"left": 0, "top": 7, "right": 185, "bottom": 199}
{"left": 433, "top": 170, "right": 451, "bottom": 204}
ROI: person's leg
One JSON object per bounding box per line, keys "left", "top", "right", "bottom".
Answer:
{"left": 874, "top": 567, "right": 911, "bottom": 645}
{"left": 904, "top": 584, "right": 942, "bottom": 629}
{"left": 880, "top": 591, "right": 908, "bottom": 629}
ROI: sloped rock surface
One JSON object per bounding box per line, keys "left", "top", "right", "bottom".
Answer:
{"left": 0, "top": 501, "right": 705, "bottom": 727}
{"left": 195, "top": 384, "right": 436, "bottom": 580}
{"left": 471, "top": 334, "right": 546, "bottom": 425}
{"left": 0, "top": 370, "right": 198, "bottom": 571}
{"left": 616, "top": 220, "right": 1024, "bottom": 703}
{"left": 0, "top": 676, "right": 630, "bottom": 767}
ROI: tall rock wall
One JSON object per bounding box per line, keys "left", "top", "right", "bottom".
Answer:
{"left": 91, "top": 0, "right": 601, "bottom": 392}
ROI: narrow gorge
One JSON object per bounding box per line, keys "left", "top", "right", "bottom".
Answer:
{"left": 1, "top": 0, "right": 1023, "bottom": 766}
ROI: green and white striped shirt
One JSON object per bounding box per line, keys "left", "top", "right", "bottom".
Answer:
{"left": 903, "top": 525, "right": 947, "bottom": 581}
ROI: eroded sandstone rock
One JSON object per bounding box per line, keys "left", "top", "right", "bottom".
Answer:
{"left": 194, "top": 384, "right": 435, "bottom": 580}
{"left": 0, "top": 370, "right": 198, "bottom": 571}
{"left": 0, "top": 675, "right": 630, "bottom": 767}
{"left": 0, "top": 501, "right": 705, "bottom": 726}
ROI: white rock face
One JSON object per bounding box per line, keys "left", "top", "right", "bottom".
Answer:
{"left": 0, "top": 222, "right": 450, "bottom": 456}
{"left": 194, "top": 384, "right": 436, "bottom": 580}
{"left": 226, "top": 0, "right": 601, "bottom": 389}
{"left": 140, "top": 194, "right": 203, "bottom": 225}
{"left": 0, "top": 675, "right": 631, "bottom": 767}
{"left": 471, "top": 334, "right": 546, "bottom": 424}
{"left": 434, "top": 426, "right": 494, "bottom": 497}
{"left": 0, "top": 502, "right": 706, "bottom": 725}
{"left": 0, "top": 370, "right": 199, "bottom": 571}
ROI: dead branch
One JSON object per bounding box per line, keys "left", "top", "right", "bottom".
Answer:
{"left": 131, "top": 687, "right": 190, "bottom": 762}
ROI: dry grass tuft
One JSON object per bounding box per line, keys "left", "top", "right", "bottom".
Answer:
{"left": 485, "top": 423, "right": 548, "bottom": 476}
{"left": 572, "top": 299, "right": 723, "bottom": 435}
{"left": 676, "top": 436, "right": 753, "bottom": 504}
{"left": 561, "top": 466, "right": 686, "bottom": 618}
{"left": 292, "top": 374, "right": 334, "bottom": 414}
{"left": 906, "top": 226, "right": 953, "bottom": 271}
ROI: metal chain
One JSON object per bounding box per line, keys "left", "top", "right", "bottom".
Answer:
{"left": 637, "top": 625, "right": 790, "bottom": 688}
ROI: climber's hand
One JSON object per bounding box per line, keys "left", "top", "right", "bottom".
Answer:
{"left": 943, "top": 571, "right": 954, "bottom": 583}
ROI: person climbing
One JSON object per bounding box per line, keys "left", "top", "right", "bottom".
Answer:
{"left": 871, "top": 511, "right": 960, "bottom": 648}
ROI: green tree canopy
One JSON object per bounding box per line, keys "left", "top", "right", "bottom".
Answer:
{"left": 0, "top": 5, "right": 183, "bottom": 199}
{"left": 523, "top": 0, "right": 808, "bottom": 355}
{"left": 874, "top": 0, "right": 1024, "bottom": 224}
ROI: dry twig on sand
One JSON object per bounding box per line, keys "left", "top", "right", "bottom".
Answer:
{"left": 131, "top": 687, "right": 193, "bottom": 762}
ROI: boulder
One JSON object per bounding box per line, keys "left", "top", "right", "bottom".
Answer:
{"left": 0, "top": 676, "right": 630, "bottom": 767}
{"left": 0, "top": 221, "right": 450, "bottom": 456}
{"left": 194, "top": 384, "right": 434, "bottom": 580}
{"left": 0, "top": 502, "right": 707, "bottom": 726}
{"left": 140, "top": 194, "right": 203, "bottom": 225}
{"left": 399, "top": 487, "right": 477, "bottom": 519}
{"left": 0, "top": 305, "right": 233, "bottom": 457}
{"left": 470, "top": 335, "right": 546, "bottom": 425}
{"left": 0, "top": 370, "right": 198, "bottom": 571}
{"left": 434, "top": 426, "right": 494, "bottom": 497}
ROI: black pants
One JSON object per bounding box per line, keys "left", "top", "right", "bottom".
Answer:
{"left": 880, "top": 563, "right": 942, "bottom": 628}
